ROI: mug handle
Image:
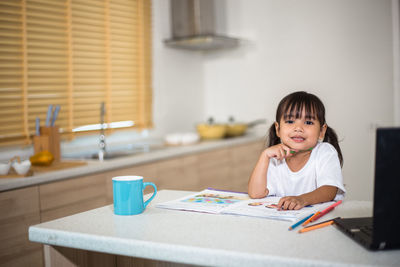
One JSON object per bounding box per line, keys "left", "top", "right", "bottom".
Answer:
{"left": 143, "top": 182, "right": 157, "bottom": 208}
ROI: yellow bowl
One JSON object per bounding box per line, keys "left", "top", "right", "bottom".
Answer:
{"left": 226, "top": 124, "right": 248, "bottom": 137}
{"left": 196, "top": 124, "right": 227, "bottom": 139}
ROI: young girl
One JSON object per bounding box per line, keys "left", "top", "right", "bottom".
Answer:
{"left": 248, "top": 91, "right": 345, "bottom": 210}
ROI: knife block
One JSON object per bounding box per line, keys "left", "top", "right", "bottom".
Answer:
{"left": 33, "top": 126, "right": 61, "bottom": 162}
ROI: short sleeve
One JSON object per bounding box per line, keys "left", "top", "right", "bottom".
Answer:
{"left": 316, "top": 143, "right": 346, "bottom": 200}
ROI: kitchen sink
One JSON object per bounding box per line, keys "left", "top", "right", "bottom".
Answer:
{"left": 62, "top": 143, "right": 164, "bottom": 160}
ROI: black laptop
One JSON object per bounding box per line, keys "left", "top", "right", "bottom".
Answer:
{"left": 334, "top": 127, "right": 400, "bottom": 250}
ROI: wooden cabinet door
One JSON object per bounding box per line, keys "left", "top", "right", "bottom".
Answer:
{"left": 156, "top": 154, "right": 200, "bottom": 191}
{"left": 197, "top": 148, "right": 232, "bottom": 191}
{"left": 181, "top": 154, "right": 201, "bottom": 191}
{"left": 0, "top": 186, "right": 43, "bottom": 267}
{"left": 39, "top": 173, "right": 107, "bottom": 222}
{"left": 230, "top": 141, "right": 264, "bottom": 192}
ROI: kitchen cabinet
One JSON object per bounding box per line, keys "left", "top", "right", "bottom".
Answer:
{"left": 154, "top": 155, "right": 200, "bottom": 191}
{"left": 197, "top": 147, "right": 232, "bottom": 190}
{"left": 191, "top": 141, "right": 262, "bottom": 192}
{"left": 0, "top": 187, "right": 42, "bottom": 267}
{"left": 0, "top": 139, "right": 264, "bottom": 267}
{"left": 39, "top": 173, "right": 108, "bottom": 222}
{"left": 230, "top": 141, "right": 263, "bottom": 190}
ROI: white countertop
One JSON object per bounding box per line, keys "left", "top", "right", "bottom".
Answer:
{"left": 29, "top": 190, "right": 400, "bottom": 267}
{"left": 0, "top": 134, "right": 264, "bottom": 192}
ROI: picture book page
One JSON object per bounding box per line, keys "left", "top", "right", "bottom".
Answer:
{"left": 221, "top": 197, "right": 334, "bottom": 221}
{"left": 155, "top": 189, "right": 249, "bottom": 214}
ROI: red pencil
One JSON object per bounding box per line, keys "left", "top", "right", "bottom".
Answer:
{"left": 311, "top": 200, "right": 342, "bottom": 222}
{"left": 311, "top": 206, "right": 334, "bottom": 221}
{"left": 320, "top": 200, "right": 342, "bottom": 213}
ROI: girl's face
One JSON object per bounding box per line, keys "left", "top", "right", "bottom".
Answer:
{"left": 275, "top": 109, "right": 327, "bottom": 151}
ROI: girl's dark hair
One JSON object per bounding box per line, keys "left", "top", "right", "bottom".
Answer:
{"left": 267, "top": 91, "right": 343, "bottom": 166}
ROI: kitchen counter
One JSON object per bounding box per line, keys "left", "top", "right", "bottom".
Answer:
{"left": 0, "top": 134, "right": 265, "bottom": 192}
{"left": 29, "top": 190, "right": 400, "bottom": 267}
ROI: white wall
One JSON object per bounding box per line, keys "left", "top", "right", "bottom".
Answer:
{"left": 152, "top": 0, "right": 205, "bottom": 136}
{"left": 152, "top": 0, "right": 395, "bottom": 200}
{"left": 393, "top": 0, "right": 400, "bottom": 124}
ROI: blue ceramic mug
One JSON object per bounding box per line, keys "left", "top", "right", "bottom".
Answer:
{"left": 112, "top": 176, "right": 157, "bottom": 215}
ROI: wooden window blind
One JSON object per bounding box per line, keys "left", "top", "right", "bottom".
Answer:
{"left": 0, "top": 0, "right": 152, "bottom": 146}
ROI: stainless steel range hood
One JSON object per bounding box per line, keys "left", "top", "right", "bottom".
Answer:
{"left": 164, "top": 0, "right": 240, "bottom": 51}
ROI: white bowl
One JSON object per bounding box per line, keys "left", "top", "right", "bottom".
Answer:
{"left": 181, "top": 132, "right": 200, "bottom": 145}
{"left": 165, "top": 132, "right": 200, "bottom": 146}
{"left": 0, "top": 162, "right": 11, "bottom": 175}
{"left": 12, "top": 160, "right": 31, "bottom": 175}
{"left": 165, "top": 133, "right": 181, "bottom": 145}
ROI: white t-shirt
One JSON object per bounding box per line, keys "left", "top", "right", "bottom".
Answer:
{"left": 266, "top": 142, "right": 345, "bottom": 200}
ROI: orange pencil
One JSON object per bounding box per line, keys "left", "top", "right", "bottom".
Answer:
{"left": 298, "top": 220, "right": 334, "bottom": 233}
{"left": 302, "top": 211, "right": 320, "bottom": 226}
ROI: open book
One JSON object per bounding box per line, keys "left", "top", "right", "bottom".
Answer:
{"left": 156, "top": 189, "right": 335, "bottom": 222}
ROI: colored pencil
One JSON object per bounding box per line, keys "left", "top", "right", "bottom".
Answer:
{"left": 320, "top": 200, "right": 342, "bottom": 214}
{"left": 289, "top": 147, "right": 313, "bottom": 154}
{"left": 311, "top": 206, "right": 334, "bottom": 222}
{"left": 303, "top": 217, "right": 341, "bottom": 228}
{"left": 302, "top": 211, "right": 320, "bottom": 226}
{"left": 311, "top": 200, "right": 343, "bottom": 222}
{"left": 298, "top": 220, "right": 335, "bottom": 233}
{"left": 288, "top": 213, "right": 315, "bottom": 231}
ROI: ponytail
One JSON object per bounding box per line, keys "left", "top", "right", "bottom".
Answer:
{"left": 324, "top": 126, "right": 344, "bottom": 167}
{"left": 267, "top": 123, "right": 280, "bottom": 147}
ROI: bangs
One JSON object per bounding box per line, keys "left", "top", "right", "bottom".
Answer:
{"left": 277, "top": 91, "right": 325, "bottom": 124}
{"left": 283, "top": 102, "right": 317, "bottom": 120}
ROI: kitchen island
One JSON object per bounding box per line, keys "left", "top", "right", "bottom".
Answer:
{"left": 1, "top": 134, "right": 265, "bottom": 266}
{"left": 29, "top": 190, "right": 400, "bottom": 267}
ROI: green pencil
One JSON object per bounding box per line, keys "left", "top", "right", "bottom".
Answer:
{"left": 289, "top": 147, "right": 313, "bottom": 154}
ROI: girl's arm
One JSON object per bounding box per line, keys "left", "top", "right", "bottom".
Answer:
{"left": 277, "top": 185, "right": 338, "bottom": 210}
{"left": 248, "top": 144, "right": 294, "bottom": 198}
{"left": 248, "top": 150, "right": 270, "bottom": 198}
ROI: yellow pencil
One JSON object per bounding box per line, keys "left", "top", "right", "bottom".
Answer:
{"left": 302, "top": 211, "right": 320, "bottom": 226}
{"left": 298, "top": 220, "right": 334, "bottom": 233}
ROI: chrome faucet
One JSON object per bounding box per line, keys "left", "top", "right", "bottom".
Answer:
{"left": 98, "top": 102, "right": 106, "bottom": 161}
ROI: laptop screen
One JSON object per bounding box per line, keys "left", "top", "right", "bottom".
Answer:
{"left": 373, "top": 128, "right": 400, "bottom": 247}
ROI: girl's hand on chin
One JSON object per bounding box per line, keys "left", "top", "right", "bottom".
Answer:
{"left": 277, "top": 196, "right": 306, "bottom": 210}
{"left": 264, "top": 144, "right": 298, "bottom": 160}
